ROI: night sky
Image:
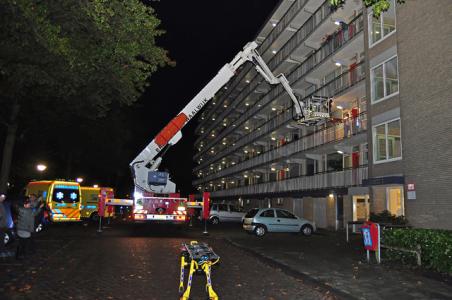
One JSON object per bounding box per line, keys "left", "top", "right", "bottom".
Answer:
{"left": 129, "top": 0, "right": 280, "bottom": 195}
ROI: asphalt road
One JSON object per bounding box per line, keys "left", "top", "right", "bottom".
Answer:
{"left": 0, "top": 222, "right": 331, "bottom": 300}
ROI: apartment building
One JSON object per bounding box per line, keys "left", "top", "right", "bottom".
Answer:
{"left": 364, "top": 0, "right": 452, "bottom": 229}
{"left": 192, "top": 0, "right": 452, "bottom": 230}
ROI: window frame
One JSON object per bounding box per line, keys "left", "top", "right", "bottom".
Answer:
{"left": 385, "top": 186, "right": 405, "bottom": 216}
{"left": 368, "top": 0, "right": 397, "bottom": 48}
{"left": 218, "top": 204, "right": 228, "bottom": 212}
{"left": 260, "top": 209, "right": 275, "bottom": 218}
{"left": 370, "top": 55, "right": 399, "bottom": 104}
{"left": 275, "top": 209, "right": 297, "bottom": 219}
{"left": 372, "top": 117, "right": 402, "bottom": 164}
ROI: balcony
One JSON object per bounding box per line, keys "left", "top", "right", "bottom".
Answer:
{"left": 194, "top": 13, "right": 364, "bottom": 158}
{"left": 194, "top": 60, "right": 366, "bottom": 172}
{"left": 193, "top": 111, "right": 367, "bottom": 184}
{"left": 210, "top": 166, "right": 368, "bottom": 198}
{"left": 195, "top": 1, "right": 332, "bottom": 145}
{"left": 197, "top": 0, "right": 311, "bottom": 133}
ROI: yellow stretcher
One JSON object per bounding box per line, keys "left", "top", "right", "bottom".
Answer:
{"left": 179, "top": 241, "right": 220, "bottom": 300}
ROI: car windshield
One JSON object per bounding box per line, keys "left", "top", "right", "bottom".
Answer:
{"left": 218, "top": 204, "right": 228, "bottom": 211}
{"left": 245, "top": 208, "right": 259, "bottom": 218}
{"left": 52, "top": 186, "right": 80, "bottom": 203}
{"left": 229, "top": 206, "right": 241, "bottom": 212}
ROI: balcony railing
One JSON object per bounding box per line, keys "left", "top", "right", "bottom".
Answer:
{"left": 195, "top": 0, "right": 332, "bottom": 144}
{"left": 269, "top": 0, "right": 333, "bottom": 70}
{"left": 195, "top": 12, "right": 364, "bottom": 157}
{"left": 194, "top": 60, "right": 366, "bottom": 171}
{"left": 209, "top": 166, "right": 368, "bottom": 197}
{"left": 193, "top": 112, "right": 367, "bottom": 184}
{"left": 196, "top": 0, "right": 309, "bottom": 137}
{"left": 288, "top": 13, "right": 364, "bottom": 84}
{"left": 259, "top": 0, "right": 309, "bottom": 54}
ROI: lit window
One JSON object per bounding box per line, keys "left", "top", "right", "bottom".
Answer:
{"left": 371, "top": 56, "right": 398, "bottom": 102}
{"left": 387, "top": 186, "right": 404, "bottom": 216}
{"left": 368, "top": 0, "right": 396, "bottom": 46}
{"left": 373, "top": 119, "right": 402, "bottom": 163}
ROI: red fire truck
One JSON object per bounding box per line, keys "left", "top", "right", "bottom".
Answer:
{"left": 132, "top": 191, "right": 188, "bottom": 225}
{"left": 128, "top": 42, "right": 330, "bottom": 223}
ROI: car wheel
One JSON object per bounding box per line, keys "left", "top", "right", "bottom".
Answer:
{"left": 301, "top": 224, "right": 313, "bottom": 236}
{"left": 254, "top": 225, "right": 266, "bottom": 237}
{"left": 210, "top": 217, "right": 219, "bottom": 225}
{"left": 4, "top": 232, "right": 9, "bottom": 245}
{"left": 90, "top": 212, "right": 100, "bottom": 222}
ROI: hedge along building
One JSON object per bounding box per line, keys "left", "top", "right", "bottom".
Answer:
{"left": 192, "top": 0, "right": 452, "bottom": 230}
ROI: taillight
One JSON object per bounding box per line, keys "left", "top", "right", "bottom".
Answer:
{"left": 134, "top": 214, "right": 145, "bottom": 220}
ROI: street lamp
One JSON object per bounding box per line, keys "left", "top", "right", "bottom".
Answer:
{"left": 36, "top": 164, "right": 47, "bottom": 172}
{"left": 76, "top": 177, "right": 84, "bottom": 183}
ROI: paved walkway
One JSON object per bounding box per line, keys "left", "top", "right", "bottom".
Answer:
{"left": 213, "top": 226, "right": 452, "bottom": 300}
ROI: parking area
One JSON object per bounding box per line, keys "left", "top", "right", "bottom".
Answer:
{"left": 208, "top": 222, "right": 452, "bottom": 300}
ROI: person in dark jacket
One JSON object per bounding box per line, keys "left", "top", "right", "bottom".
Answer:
{"left": 16, "top": 199, "right": 43, "bottom": 260}
{"left": 0, "top": 194, "right": 12, "bottom": 257}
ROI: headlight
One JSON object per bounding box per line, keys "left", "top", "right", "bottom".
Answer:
{"left": 133, "top": 191, "right": 143, "bottom": 200}
{"left": 177, "top": 206, "right": 186, "bottom": 212}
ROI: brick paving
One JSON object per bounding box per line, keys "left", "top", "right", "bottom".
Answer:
{"left": 0, "top": 223, "right": 330, "bottom": 300}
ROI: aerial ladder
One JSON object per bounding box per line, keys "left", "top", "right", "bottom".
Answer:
{"left": 130, "top": 41, "right": 330, "bottom": 194}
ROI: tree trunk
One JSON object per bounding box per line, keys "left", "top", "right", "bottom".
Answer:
{"left": 0, "top": 100, "right": 21, "bottom": 194}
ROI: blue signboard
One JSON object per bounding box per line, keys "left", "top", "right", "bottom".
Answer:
{"left": 362, "top": 227, "right": 372, "bottom": 248}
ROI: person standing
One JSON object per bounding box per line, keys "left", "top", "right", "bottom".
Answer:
{"left": 0, "top": 194, "right": 13, "bottom": 258}
{"left": 16, "top": 199, "right": 43, "bottom": 260}
{"left": 344, "top": 113, "right": 350, "bottom": 137}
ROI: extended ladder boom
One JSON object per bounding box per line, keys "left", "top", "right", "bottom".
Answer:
{"left": 130, "top": 41, "right": 314, "bottom": 193}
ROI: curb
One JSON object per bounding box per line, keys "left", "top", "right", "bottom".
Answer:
{"left": 224, "top": 238, "right": 357, "bottom": 300}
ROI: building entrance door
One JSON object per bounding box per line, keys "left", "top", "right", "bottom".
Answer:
{"left": 353, "top": 195, "right": 369, "bottom": 232}
{"left": 314, "top": 199, "right": 327, "bottom": 229}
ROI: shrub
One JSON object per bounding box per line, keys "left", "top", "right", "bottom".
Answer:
{"left": 382, "top": 228, "right": 452, "bottom": 274}
{"left": 370, "top": 210, "right": 408, "bottom": 225}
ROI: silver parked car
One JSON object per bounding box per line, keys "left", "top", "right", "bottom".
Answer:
{"left": 242, "top": 208, "right": 316, "bottom": 237}
{"left": 209, "top": 203, "right": 245, "bottom": 225}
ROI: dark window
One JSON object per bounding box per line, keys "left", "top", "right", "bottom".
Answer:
{"left": 276, "top": 209, "right": 296, "bottom": 219}
{"left": 210, "top": 204, "right": 217, "bottom": 211}
{"left": 52, "top": 188, "right": 80, "bottom": 203}
{"left": 245, "top": 208, "right": 259, "bottom": 218}
{"left": 260, "top": 209, "right": 275, "bottom": 218}
{"left": 218, "top": 204, "right": 228, "bottom": 211}
{"left": 229, "top": 206, "right": 239, "bottom": 212}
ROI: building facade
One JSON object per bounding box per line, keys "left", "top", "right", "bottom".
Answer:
{"left": 192, "top": 0, "right": 452, "bottom": 230}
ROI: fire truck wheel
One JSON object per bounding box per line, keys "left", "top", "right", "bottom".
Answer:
{"left": 210, "top": 217, "right": 219, "bottom": 225}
